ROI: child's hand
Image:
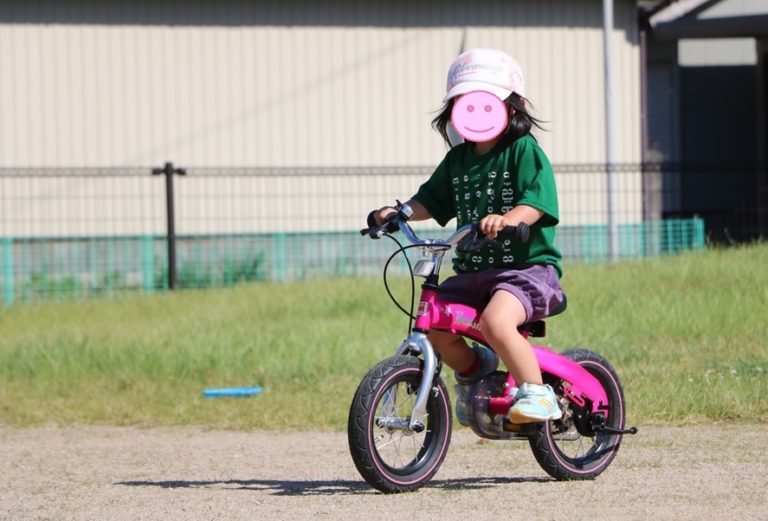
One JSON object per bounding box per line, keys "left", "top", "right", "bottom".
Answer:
{"left": 372, "top": 207, "right": 397, "bottom": 226}
{"left": 479, "top": 214, "right": 514, "bottom": 239}
{"left": 369, "top": 200, "right": 430, "bottom": 226}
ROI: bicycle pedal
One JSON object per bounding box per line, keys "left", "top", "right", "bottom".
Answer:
{"left": 503, "top": 420, "right": 523, "bottom": 432}
{"left": 503, "top": 420, "right": 540, "bottom": 432}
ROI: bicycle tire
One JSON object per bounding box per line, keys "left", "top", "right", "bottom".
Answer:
{"left": 528, "top": 348, "right": 627, "bottom": 480}
{"left": 348, "top": 355, "right": 452, "bottom": 493}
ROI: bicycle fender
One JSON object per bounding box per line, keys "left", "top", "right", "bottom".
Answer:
{"left": 534, "top": 347, "right": 610, "bottom": 415}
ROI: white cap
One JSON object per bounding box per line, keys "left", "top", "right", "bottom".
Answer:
{"left": 444, "top": 48, "right": 526, "bottom": 102}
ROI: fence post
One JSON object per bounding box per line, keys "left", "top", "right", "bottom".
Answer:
{"left": 141, "top": 235, "right": 155, "bottom": 294}
{"left": 693, "top": 216, "right": 706, "bottom": 250}
{"left": 152, "top": 162, "right": 186, "bottom": 290}
{"left": 273, "top": 232, "right": 287, "bottom": 282}
{"left": 2, "top": 237, "right": 14, "bottom": 306}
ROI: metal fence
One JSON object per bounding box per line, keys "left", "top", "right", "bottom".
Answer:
{"left": 3, "top": 161, "right": 762, "bottom": 306}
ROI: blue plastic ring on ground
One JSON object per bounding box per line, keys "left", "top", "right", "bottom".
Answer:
{"left": 202, "top": 386, "right": 263, "bottom": 398}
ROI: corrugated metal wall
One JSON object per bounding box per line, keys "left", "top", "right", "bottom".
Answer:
{"left": 0, "top": 0, "right": 640, "bottom": 167}
{"left": 0, "top": 0, "right": 642, "bottom": 235}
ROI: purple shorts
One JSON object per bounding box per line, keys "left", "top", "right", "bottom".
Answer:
{"left": 437, "top": 265, "right": 565, "bottom": 323}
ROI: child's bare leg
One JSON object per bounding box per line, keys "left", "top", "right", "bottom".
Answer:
{"left": 477, "top": 290, "right": 542, "bottom": 385}
{"left": 427, "top": 329, "right": 472, "bottom": 372}
{"left": 479, "top": 290, "right": 561, "bottom": 422}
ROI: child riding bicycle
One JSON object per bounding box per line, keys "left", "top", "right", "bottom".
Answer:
{"left": 371, "top": 48, "right": 565, "bottom": 425}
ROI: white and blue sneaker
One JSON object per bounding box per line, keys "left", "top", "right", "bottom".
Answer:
{"left": 454, "top": 343, "right": 499, "bottom": 426}
{"left": 508, "top": 383, "right": 562, "bottom": 424}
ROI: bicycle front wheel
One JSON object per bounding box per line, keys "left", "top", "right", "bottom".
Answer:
{"left": 348, "top": 355, "right": 452, "bottom": 493}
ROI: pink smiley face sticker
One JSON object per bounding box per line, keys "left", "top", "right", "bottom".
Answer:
{"left": 451, "top": 91, "right": 508, "bottom": 142}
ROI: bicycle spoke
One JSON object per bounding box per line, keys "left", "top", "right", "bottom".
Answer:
{"left": 371, "top": 379, "right": 429, "bottom": 470}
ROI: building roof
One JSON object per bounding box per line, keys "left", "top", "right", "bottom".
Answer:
{"left": 647, "top": 0, "right": 768, "bottom": 39}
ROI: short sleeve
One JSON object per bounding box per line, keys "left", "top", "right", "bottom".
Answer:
{"left": 512, "top": 137, "right": 559, "bottom": 226}
{"left": 411, "top": 155, "right": 456, "bottom": 227}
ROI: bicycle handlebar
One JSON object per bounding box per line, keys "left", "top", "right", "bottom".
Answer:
{"left": 361, "top": 204, "right": 530, "bottom": 253}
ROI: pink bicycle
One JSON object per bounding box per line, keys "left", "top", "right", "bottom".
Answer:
{"left": 348, "top": 202, "right": 637, "bottom": 493}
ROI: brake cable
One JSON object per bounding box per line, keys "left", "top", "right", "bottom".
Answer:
{"left": 381, "top": 233, "right": 420, "bottom": 335}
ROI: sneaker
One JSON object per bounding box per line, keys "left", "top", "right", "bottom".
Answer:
{"left": 453, "top": 383, "right": 471, "bottom": 426}
{"left": 454, "top": 344, "right": 499, "bottom": 426}
{"left": 508, "top": 383, "right": 563, "bottom": 424}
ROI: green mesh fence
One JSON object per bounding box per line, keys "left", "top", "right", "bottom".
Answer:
{"left": 1, "top": 218, "right": 704, "bottom": 306}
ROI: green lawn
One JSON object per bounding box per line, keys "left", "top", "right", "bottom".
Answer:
{"left": 1, "top": 243, "right": 766, "bottom": 430}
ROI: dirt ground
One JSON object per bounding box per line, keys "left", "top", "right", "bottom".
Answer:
{"left": 1, "top": 424, "right": 766, "bottom": 520}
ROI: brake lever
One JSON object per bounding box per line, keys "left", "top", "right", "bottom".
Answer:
{"left": 457, "top": 222, "right": 530, "bottom": 253}
{"left": 360, "top": 223, "right": 390, "bottom": 239}
{"left": 456, "top": 224, "right": 499, "bottom": 253}
{"left": 457, "top": 237, "right": 500, "bottom": 253}
{"left": 360, "top": 216, "right": 398, "bottom": 239}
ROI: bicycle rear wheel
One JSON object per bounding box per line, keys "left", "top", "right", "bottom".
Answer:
{"left": 348, "top": 355, "right": 452, "bottom": 493}
{"left": 528, "top": 348, "right": 627, "bottom": 480}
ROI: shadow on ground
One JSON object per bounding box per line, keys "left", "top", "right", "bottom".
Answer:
{"left": 117, "top": 475, "right": 552, "bottom": 496}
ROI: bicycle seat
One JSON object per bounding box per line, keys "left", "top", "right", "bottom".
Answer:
{"left": 519, "top": 294, "right": 567, "bottom": 338}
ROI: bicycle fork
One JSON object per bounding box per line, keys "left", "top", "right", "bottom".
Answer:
{"left": 384, "top": 332, "right": 438, "bottom": 433}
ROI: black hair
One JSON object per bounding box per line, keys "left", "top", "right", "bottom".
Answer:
{"left": 431, "top": 92, "right": 545, "bottom": 148}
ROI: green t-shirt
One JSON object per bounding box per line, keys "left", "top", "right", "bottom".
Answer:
{"left": 412, "top": 135, "right": 563, "bottom": 276}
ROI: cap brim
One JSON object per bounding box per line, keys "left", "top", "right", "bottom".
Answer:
{"left": 443, "top": 82, "right": 513, "bottom": 103}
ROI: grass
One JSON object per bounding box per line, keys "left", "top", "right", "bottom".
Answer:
{"left": 1, "top": 243, "right": 767, "bottom": 430}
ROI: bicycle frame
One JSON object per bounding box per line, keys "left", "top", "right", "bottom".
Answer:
{"left": 388, "top": 221, "right": 610, "bottom": 430}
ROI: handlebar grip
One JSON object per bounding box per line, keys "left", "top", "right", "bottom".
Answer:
{"left": 499, "top": 223, "right": 530, "bottom": 243}
{"left": 366, "top": 211, "right": 378, "bottom": 228}
{"left": 361, "top": 211, "right": 379, "bottom": 237}
{"left": 361, "top": 209, "right": 402, "bottom": 238}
